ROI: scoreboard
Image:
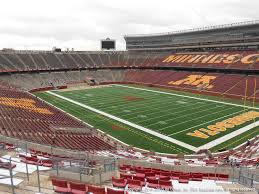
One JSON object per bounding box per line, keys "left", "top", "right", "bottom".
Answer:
{"left": 101, "top": 38, "right": 116, "bottom": 50}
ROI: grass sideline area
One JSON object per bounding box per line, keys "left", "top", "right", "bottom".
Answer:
{"left": 35, "top": 84, "right": 259, "bottom": 154}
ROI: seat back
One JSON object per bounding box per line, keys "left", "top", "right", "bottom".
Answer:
{"left": 218, "top": 174, "right": 228, "bottom": 179}
{"left": 146, "top": 178, "right": 159, "bottom": 184}
{"left": 127, "top": 179, "right": 141, "bottom": 185}
{"left": 69, "top": 182, "right": 86, "bottom": 191}
{"left": 112, "top": 177, "right": 126, "bottom": 184}
{"left": 192, "top": 173, "right": 203, "bottom": 178}
{"left": 133, "top": 176, "right": 145, "bottom": 182}
{"left": 179, "top": 174, "right": 190, "bottom": 180}
{"left": 145, "top": 172, "right": 155, "bottom": 177}
{"left": 87, "top": 185, "right": 106, "bottom": 194}
{"left": 120, "top": 173, "right": 132, "bottom": 180}
{"left": 160, "top": 172, "right": 171, "bottom": 177}
{"left": 107, "top": 188, "right": 125, "bottom": 194}
{"left": 51, "top": 179, "right": 67, "bottom": 188}
{"left": 159, "top": 180, "right": 172, "bottom": 186}
{"left": 159, "top": 176, "right": 170, "bottom": 181}
{"left": 135, "top": 168, "right": 145, "bottom": 174}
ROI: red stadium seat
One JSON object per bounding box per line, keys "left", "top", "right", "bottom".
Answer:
{"left": 69, "top": 182, "right": 87, "bottom": 194}
{"left": 133, "top": 175, "right": 145, "bottom": 186}
{"left": 51, "top": 179, "right": 69, "bottom": 193}
{"left": 218, "top": 174, "right": 229, "bottom": 181}
{"left": 87, "top": 185, "right": 106, "bottom": 194}
{"left": 127, "top": 179, "right": 142, "bottom": 191}
{"left": 107, "top": 188, "right": 129, "bottom": 194}
{"left": 146, "top": 178, "right": 159, "bottom": 189}
{"left": 179, "top": 174, "right": 190, "bottom": 184}
{"left": 120, "top": 173, "right": 132, "bottom": 180}
{"left": 159, "top": 180, "right": 173, "bottom": 191}
{"left": 112, "top": 177, "right": 127, "bottom": 188}
{"left": 191, "top": 173, "right": 203, "bottom": 181}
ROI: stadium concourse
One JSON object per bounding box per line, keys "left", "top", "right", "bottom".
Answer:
{"left": 0, "top": 22, "right": 258, "bottom": 193}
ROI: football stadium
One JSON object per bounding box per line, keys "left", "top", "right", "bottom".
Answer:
{"left": 0, "top": 1, "right": 258, "bottom": 193}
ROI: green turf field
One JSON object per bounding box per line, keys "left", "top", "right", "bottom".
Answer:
{"left": 35, "top": 84, "right": 259, "bottom": 154}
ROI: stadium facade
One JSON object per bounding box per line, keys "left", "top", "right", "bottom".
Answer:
{"left": 125, "top": 20, "right": 259, "bottom": 51}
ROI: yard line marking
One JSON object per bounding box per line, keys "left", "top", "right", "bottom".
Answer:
{"left": 138, "top": 102, "right": 211, "bottom": 125}
{"left": 70, "top": 87, "right": 180, "bottom": 112}
{"left": 121, "top": 99, "right": 201, "bottom": 119}
{"left": 197, "top": 121, "right": 259, "bottom": 150}
{"left": 168, "top": 110, "right": 245, "bottom": 136}
{"left": 162, "top": 106, "right": 236, "bottom": 132}
{"left": 47, "top": 91, "right": 198, "bottom": 152}
{"left": 113, "top": 85, "right": 259, "bottom": 110}
{"left": 156, "top": 105, "right": 228, "bottom": 131}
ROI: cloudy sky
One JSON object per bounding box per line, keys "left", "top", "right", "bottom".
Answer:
{"left": 0, "top": 0, "right": 258, "bottom": 51}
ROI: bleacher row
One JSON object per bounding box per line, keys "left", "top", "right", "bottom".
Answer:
{"left": 0, "top": 52, "right": 125, "bottom": 71}
{"left": 2, "top": 69, "right": 259, "bottom": 100}
{"left": 0, "top": 51, "right": 258, "bottom": 71}
{"left": 0, "top": 84, "right": 114, "bottom": 151}
{"left": 50, "top": 166, "right": 230, "bottom": 193}
{"left": 97, "top": 135, "right": 259, "bottom": 168}
{"left": 121, "top": 70, "right": 259, "bottom": 99}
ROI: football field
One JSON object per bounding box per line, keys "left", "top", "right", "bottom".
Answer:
{"left": 36, "top": 84, "right": 259, "bottom": 154}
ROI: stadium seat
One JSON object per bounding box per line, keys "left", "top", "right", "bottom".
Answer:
{"left": 107, "top": 188, "right": 129, "bottom": 194}
{"left": 178, "top": 174, "right": 190, "bottom": 184}
{"left": 191, "top": 173, "right": 203, "bottom": 181}
{"left": 87, "top": 185, "right": 106, "bottom": 194}
{"left": 132, "top": 175, "right": 145, "bottom": 186}
{"left": 171, "top": 172, "right": 182, "bottom": 180}
{"left": 112, "top": 177, "right": 127, "bottom": 188}
{"left": 42, "top": 159, "right": 53, "bottom": 167}
{"left": 51, "top": 179, "right": 69, "bottom": 193}
{"left": 159, "top": 180, "right": 173, "bottom": 191}
{"left": 218, "top": 174, "right": 229, "bottom": 181}
{"left": 127, "top": 179, "right": 142, "bottom": 191}
{"left": 146, "top": 178, "right": 159, "bottom": 189}
{"left": 69, "top": 182, "right": 87, "bottom": 194}
{"left": 0, "top": 160, "right": 16, "bottom": 169}
{"left": 159, "top": 176, "right": 171, "bottom": 181}
{"left": 120, "top": 173, "right": 132, "bottom": 180}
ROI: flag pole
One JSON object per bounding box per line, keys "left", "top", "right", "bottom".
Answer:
{"left": 253, "top": 78, "right": 256, "bottom": 108}
{"left": 244, "top": 79, "right": 248, "bottom": 112}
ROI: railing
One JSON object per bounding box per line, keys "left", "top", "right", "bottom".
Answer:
{"left": 238, "top": 167, "right": 259, "bottom": 193}
{"left": 0, "top": 144, "right": 118, "bottom": 194}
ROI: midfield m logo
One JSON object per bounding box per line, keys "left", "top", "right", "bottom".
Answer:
{"left": 168, "top": 75, "right": 217, "bottom": 89}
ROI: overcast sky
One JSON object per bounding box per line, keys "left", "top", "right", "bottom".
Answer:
{"left": 0, "top": 0, "right": 258, "bottom": 51}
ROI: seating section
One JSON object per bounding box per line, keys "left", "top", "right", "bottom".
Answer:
{"left": 0, "top": 84, "right": 114, "bottom": 151}
{"left": 52, "top": 179, "right": 129, "bottom": 194}
{"left": 0, "top": 51, "right": 126, "bottom": 71}
{"left": 119, "top": 166, "right": 229, "bottom": 183}
{"left": 112, "top": 70, "right": 259, "bottom": 99}
{"left": 0, "top": 50, "right": 258, "bottom": 71}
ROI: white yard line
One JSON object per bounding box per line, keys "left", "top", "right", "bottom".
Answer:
{"left": 113, "top": 85, "right": 259, "bottom": 149}
{"left": 168, "top": 110, "right": 245, "bottom": 136}
{"left": 113, "top": 84, "right": 259, "bottom": 110}
{"left": 137, "top": 102, "right": 208, "bottom": 124}
{"left": 160, "top": 106, "right": 235, "bottom": 132}
{"left": 147, "top": 104, "right": 224, "bottom": 128}
{"left": 47, "top": 91, "right": 198, "bottom": 152}
{"left": 197, "top": 121, "right": 259, "bottom": 150}
{"left": 123, "top": 100, "right": 202, "bottom": 119}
